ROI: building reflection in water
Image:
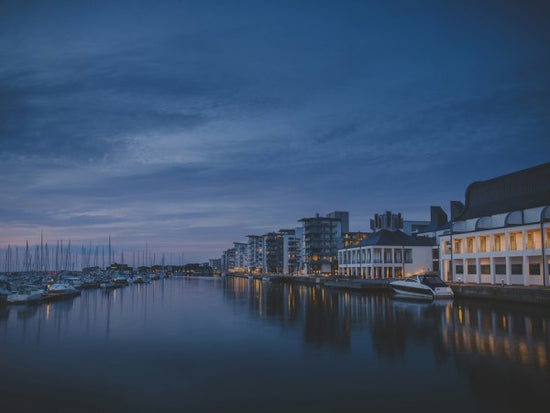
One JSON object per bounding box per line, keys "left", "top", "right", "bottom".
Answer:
{"left": 224, "top": 277, "right": 550, "bottom": 407}
{"left": 0, "top": 277, "right": 548, "bottom": 411}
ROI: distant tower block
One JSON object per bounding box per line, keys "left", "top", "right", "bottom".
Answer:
{"left": 370, "top": 211, "right": 403, "bottom": 232}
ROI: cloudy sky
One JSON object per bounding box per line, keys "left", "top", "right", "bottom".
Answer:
{"left": 1, "top": 0, "right": 549, "bottom": 262}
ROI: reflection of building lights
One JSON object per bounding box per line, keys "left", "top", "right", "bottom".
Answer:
{"left": 458, "top": 307, "right": 463, "bottom": 324}
{"left": 537, "top": 344, "right": 547, "bottom": 368}
{"left": 518, "top": 342, "right": 528, "bottom": 364}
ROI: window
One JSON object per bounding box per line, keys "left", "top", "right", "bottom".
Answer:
{"left": 456, "top": 265, "right": 464, "bottom": 274}
{"left": 373, "top": 249, "right": 381, "bottom": 264}
{"left": 511, "top": 264, "right": 523, "bottom": 275}
{"left": 495, "top": 264, "right": 506, "bottom": 275}
{"left": 394, "top": 249, "right": 402, "bottom": 263}
{"left": 384, "top": 249, "right": 392, "bottom": 263}
{"left": 404, "top": 249, "right": 413, "bottom": 263}
{"left": 479, "top": 237, "right": 487, "bottom": 253}
{"left": 466, "top": 238, "right": 474, "bottom": 253}
{"left": 453, "top": 239, "right": 462, "bottom": 254}
{"left": 509, "top": 233, "right": 517, "bottom": 251}
{"left": 443, "top": 241, "right": 451, "bottom": 255}
{"left": 480, "top": 265, "right": 490, "bottom": 275}
{"left": 529, "top": 263, "right": 540, "bottom": 275}
{"left": 493, "top": 235, "right": 502, "bottom": 252}
{"left": 467, "top": 264, "right": 476, "bottom": 274}
{"left": 526, "top": 233, "right": 535, "bottom": 250}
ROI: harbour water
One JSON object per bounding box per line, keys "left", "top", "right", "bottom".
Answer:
{"left": 1, "top": 276, "right": 549, "bottom": 413}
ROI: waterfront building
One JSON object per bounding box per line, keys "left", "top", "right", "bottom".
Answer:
{"left": 233, "top": 242, "right": 247, "bottom": 273}
{"left": 283, "top": 227, "right": 302, "bottom": 275}
{"left": 261, "top": 229, "right": 302, "bottom": 274}
{"left": 326, "top": 211, "right": 349, "bottom": 233}
{"left": 262, "top": 231, "right": 284, "bottom": 273}
{"left": 338, "top": 228, "right": 435, "bottom": 278}
{"left": 370, "top": 211, "right": 403, "bottom": 232}
{"left": 342, "top": 232, "right": 370, "bottom": 247}
{"left": 440, "top": 162, "right": 550, "bottom": 286}
{"left": 221, "top": 248, "right": 236, "bottom": 272}
{"left": 299, "top": 211, "right": 349, "bottom": 275}
{"left": 402, "top": 220, "right": 431, "bottom": 235}
{"left": 246, "top": 235, "right": 264, "bottom": 273}
{"left": 208, "top": 258, "right": 221, "bottom": 273}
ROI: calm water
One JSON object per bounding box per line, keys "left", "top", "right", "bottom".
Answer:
{"left": 1, "top": 277, "right": 549, "bottom": 413}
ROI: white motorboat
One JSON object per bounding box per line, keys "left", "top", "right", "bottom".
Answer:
{"left": 44, "top": 282, "right": 80, "bottom": 299}
{"left": 7, "top": 286, "right": 44, "bottom": 304}
{"left": 390, "top": 272, "right": 454, "bottom": 299}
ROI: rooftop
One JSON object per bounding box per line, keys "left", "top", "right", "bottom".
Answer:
{"left": 456, "top": 162, "right": 550, "bottom": 221}
{"left": 349, "top": 229, "right": 436, "bottom": 248}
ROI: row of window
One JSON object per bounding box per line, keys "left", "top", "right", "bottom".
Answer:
{"left": 339, "top": 248, "right": 413, "bottom": 265}
{"left": 454, "top": 263, "right": 548, "bottom": 275}
{"left": 445, "top": 229, "right": 549, "bottom": 254}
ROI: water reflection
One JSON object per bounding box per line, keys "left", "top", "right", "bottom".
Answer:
{"left": 0, "top": 277, "right": 548, "bottom": 412}
{"left": 223, "top": 278, "right": 550, "bottom": 368}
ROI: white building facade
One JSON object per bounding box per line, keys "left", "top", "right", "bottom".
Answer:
{"left": 439, "top": 162, "right": 550, "bottom": 286}
{"left": 338, "top": 229, "right": 435, "bottom": 279}
{"left": 441, "top": 207, "right": 550, "bottom": 286}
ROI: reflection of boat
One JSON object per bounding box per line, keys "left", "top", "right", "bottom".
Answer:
{"left": 390, "top": 273, "right": 454, "bottom": 299}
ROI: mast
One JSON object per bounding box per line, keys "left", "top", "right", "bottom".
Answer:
{"left": 108, "top": 234, "right": 112, "bottom": 266}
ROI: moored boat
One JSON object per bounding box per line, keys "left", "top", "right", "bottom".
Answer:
{"left": 44, "top": 282, "right": 81, "bottom": 299}
{"left": 6, "top": 287, "right": 44, "bottom": 304}
{"left": 390, "top": 272, "right": 454, "bottom": 299}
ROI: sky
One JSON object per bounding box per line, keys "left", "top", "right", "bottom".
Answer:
{"left": 1, "top": 0, "right": 549, "bottom": 263}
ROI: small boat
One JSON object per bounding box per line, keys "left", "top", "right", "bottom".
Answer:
{"left": 43, "top": 282, "right": 80, "bottom": 299}
{"left": 112, "top": 276, "right": 129, "bottom": 287}
{"left": 99, "top": 280, "right": 115, "bottom": 289}
{"left": 6, "top": 287, "right": 44, "bottom": 304}
{"left": 390, "top": 272, "right": 454, "bottom": 299}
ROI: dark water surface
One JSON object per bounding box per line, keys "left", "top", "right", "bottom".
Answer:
{"left": 1, "top": 276, "right": 549, "bottom": 413}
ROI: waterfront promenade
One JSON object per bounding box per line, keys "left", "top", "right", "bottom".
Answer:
{"left": 228, "top": 273, "right": 550, "bottom": 306}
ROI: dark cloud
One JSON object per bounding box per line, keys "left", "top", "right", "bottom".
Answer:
{"left": 1, "top": 0, "right": 550, "bottom": 261}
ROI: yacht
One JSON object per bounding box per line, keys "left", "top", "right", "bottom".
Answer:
{"left": 44, "top": 282, "right": 81, "bottom": 299}
{"left": 6, "top": 285, "right": 44, "bottom": 304}
{"left": 390, "top": 272, "right": 454, "bottom": 299}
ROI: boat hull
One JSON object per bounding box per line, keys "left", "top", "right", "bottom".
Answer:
{"left": 391, "top": 284, "right": 433, "bottom": 299}
{"left": 390, "top": 282, "right": 454, "bottom": 299}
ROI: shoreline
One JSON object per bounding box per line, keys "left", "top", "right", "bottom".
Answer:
{"left": 226, "top": 274, "right": 550, "bottom": 307}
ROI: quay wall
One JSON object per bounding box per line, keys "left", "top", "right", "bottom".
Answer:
{"left": 226, "top": 274, "right": 550, "bottom": 305}
{"left": 450, "top": 283, "right": 550, "bottom": 306}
